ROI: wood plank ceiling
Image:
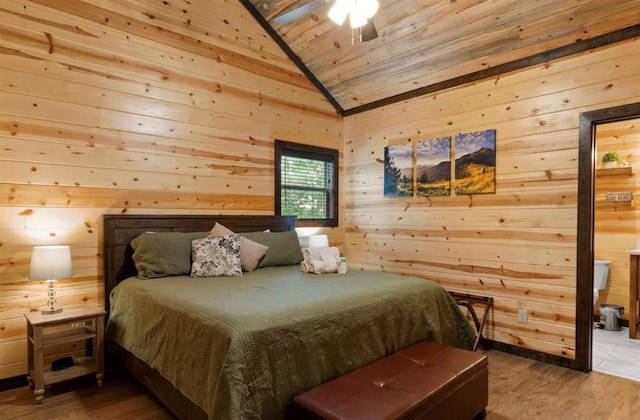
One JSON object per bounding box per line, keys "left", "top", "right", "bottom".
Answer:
{"left": 244, "top": 0, "right": 640, "bottom": 115}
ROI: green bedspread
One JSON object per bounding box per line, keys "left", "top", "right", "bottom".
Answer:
{"left": 107, "top": 265, "right": 476, "bottom": 419}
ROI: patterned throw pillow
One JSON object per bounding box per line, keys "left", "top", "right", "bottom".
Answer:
{"left": 191, "top": 234, "right": 242, "bottom": 277}
{"left": 209, "top": 222, "right": 269, "bottom": 272}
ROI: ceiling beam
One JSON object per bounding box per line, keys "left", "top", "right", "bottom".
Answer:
{"left": 344, "top": 24, "right": 640, "bottom": 116}
{"left": 239, "top": 0, "right": 345, "bottom": 116}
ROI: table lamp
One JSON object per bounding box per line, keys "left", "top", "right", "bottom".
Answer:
{"left": 308, "top": 235, "right": 329, "bottom": 249}
{"left": 29, "top": 245, "right": 73, "bottom": 315}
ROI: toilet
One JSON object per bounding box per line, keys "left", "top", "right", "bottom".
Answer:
{"left": 593, "top": 260, "right": 610, "bottom": 304}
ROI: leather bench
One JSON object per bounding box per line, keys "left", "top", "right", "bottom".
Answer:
{"left": 292, "top": 341, "right": 488, "bottom": 420}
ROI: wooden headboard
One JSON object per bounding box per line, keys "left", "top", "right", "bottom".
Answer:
{"left": 103, "top": 214, "right": 297, "bottom": 316}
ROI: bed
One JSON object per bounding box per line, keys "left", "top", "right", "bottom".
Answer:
{"left": 103, "top": 214, "right": 476, "bottom": 420}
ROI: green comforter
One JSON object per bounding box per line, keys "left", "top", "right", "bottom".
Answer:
{"left": 107, "top": 265, "right": 475, "bottom": 419}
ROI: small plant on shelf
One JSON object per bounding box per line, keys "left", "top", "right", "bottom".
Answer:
{"left": 602, "top": 152, "right": 620, "bottom": 168}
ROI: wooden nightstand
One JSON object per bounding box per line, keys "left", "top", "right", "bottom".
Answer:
{"left": 24, "top": 306, "right": 105, "bottom": 403}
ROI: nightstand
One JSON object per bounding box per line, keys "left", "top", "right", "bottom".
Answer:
{"left": 24, "top": 306, "right": 105, "bottom": 403}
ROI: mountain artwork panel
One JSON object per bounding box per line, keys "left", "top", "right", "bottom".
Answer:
{"left": 454, "top": 129, "right": 496, "bottom": 195}
{"left": 384, "top": 142, "right": 413, "bottom": 197}
{"left": 416, "top": 136, "right": 451, "bottom": 197}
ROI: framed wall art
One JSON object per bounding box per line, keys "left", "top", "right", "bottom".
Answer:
{"left": 454, "top": 129, "right": 496, "bottom": 195}
{"left": 416, "top": 136, "right": 451, "bottom": 197}
{"left": 383, "top": 142, "right": 413, "bottom": 197}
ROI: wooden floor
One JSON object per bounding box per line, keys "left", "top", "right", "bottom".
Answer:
{"left": 2, "top": 349, "right": 640, "bottom": 419}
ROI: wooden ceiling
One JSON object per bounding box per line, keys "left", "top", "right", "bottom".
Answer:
{"left": 243, "top": 0, "right": 640, "bottom": 115}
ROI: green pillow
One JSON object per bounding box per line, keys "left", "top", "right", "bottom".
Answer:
{"left": 241, "top": 231, "right": 303, "bottom": 268}
{"left": 131, "top": 231, "right": 208, "bottom": 278}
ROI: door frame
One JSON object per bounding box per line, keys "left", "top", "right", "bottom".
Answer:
{"left": 576, "top": 102, "right": 640, "bottom": 372}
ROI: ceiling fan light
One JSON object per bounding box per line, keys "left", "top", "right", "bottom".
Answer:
{"left": 359, "top": 0, "right": 379, "bottom": 19}
{"left": 328, "top": 0, "right": 352, "bottom": 25}
{"left": 349, "top": 8, "right": 368, "bottom": 28}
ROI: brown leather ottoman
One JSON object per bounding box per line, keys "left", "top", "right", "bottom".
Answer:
{"left": 292, "top": 341, "right": 488, "bottom": 420}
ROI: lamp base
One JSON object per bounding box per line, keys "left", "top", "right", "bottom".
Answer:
{"left": 41, "top": 307, "right": 63, "bottom": 315}
{"left": 42, "top": 279, "right": 63, "bottom": 315}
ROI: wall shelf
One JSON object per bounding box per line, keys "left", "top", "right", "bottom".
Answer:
{"left": 596, "top": 200, "right": 634, "bottom": 209}
{"left": 596, "top": 167, "right": 634, "bottom": 177}
{"left": 596, "top": 167, "right": 634, "bottom": 209}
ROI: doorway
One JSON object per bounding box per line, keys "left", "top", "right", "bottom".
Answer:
{"left": 592, "top": 117, "right": 640, "bottom": 380}
{"left": 576, "top": 102, "right": 640, "bottom": 372}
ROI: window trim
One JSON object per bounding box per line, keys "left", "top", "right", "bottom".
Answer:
{"left": 275, "top": 140, "right": 339, "bottom": 228}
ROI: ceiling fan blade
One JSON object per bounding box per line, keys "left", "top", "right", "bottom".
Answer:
{"left": 361, "top": 20, "right": 378, "bottom": 42}
{"left": 272, "top": 0, "right": 325, "bottom": 24}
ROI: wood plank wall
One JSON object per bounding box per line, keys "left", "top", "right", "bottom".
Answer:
{"left": 1, "top": 0, "right": 638, "bottom": 383}
{"left": 343, "top": 38, "right": 640, "bottom": 360}
{"left": 594, "top": 119, "right": 640, "bottom": 318}
{"left": 0, "top": 0, "right": 342, "bottom": 380}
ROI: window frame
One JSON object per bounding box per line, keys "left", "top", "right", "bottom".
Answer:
{"left": 275, "top": 140, "right": 339, "bottom": 228}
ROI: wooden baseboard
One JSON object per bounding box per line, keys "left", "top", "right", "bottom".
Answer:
{"left": 484, "top": 314, "right": 631, "bottom": 371}
{"left": 483, "top": 340, "right": 578, "bottom": 370}
{"left": 0, "top": 374, "right": 27, "bottom": 392}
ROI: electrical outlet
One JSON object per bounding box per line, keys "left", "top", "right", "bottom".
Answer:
{"left": 518, "top": 308, "right": 528, "bottom": 323}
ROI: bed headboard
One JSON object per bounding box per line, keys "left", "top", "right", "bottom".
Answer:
{"left": 103, "top": 214, "right": 297, "bottom": 316}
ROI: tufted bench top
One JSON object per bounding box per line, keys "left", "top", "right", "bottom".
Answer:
{"left": 292, "top": 341, "right": 488, "bottom": 420}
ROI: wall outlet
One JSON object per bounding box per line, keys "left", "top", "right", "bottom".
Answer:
{"left": 518, "top": 308, "right": 528, "bottom": 323}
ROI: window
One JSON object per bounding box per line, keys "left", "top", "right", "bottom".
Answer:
{"left": 275, "top": 140, "right": 338, "bottom": 227}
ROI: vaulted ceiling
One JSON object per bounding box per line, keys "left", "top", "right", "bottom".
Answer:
{"left": 242, "top": 0, "right": 640, "bottom": 115}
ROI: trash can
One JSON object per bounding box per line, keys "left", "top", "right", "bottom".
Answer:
{"left": 599, "top": 304, "right": 624, "bottom": 331}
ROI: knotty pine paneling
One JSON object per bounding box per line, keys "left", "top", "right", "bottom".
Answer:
{"left": 343, "top": 38, "right": 640, "bottom": 360}
{"left": 257, "top": 0, "right": 640, "bottom": 111}
{"left": 0, "top": 0, "right": 341, "bottom": 380}
{"left": 344, "top": 44, "right": 640, "bottom": 137}
{"left": 594, "top": 118, "right": 640, "bottom": 319}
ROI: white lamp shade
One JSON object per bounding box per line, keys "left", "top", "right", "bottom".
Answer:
{"left": 329, "top": 0, "right": 379, "bottom": 28}
{"left": 349, "top": 9, "right": 368, "bottom": 28}
{"left": 29, "top": 245, "right": 73, "bottom": 280}
{"left": 328, "top": 0, "right": 352, "bottom": 25}
{"left": 308, "top": 235, "right": 330, "bottom": 249}
{"left": 360, "top": 0, "right": 379, "bottom": 19}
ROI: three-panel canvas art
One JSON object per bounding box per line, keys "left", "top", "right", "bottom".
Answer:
{"left": 384, "top": 129, "right": 496, "bottom": 197}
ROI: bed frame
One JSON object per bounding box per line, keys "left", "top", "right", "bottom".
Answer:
{"left": 103, "top": 214, "right": 297, "bottom": 419}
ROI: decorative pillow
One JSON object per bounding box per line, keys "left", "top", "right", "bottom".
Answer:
{"left": 241, "top": 231, "right": 304, "bottom": 268}
{"left": 191, "top": 234, "right": 242, "bottom": 277}
{"left": 131, "top": 231, "right": 208, "bottom": 279}
{"left": 209, "top": 223, "right": 269, "bottom": 272}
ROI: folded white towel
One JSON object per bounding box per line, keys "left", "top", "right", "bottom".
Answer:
{"left": 301, "top": 247, "right": 340, "bottom": 274}
{"left": 301, "top": 260, "right": 311, "bottom": 273}
{"left": 302, "top": 247, "right": 339, "bottom": 262}
{"left": 302, "top": 247, "right": 319, "bottom": 261}
{"left": 318, "top": 247, "right": 337, "bottom": 272}
{"left": 301, "top": 260, "right": 326, "bottom": 274}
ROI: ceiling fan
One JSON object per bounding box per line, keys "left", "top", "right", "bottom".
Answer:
{"left": 273, "top": 0, "right": 379, "bottom": 42}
